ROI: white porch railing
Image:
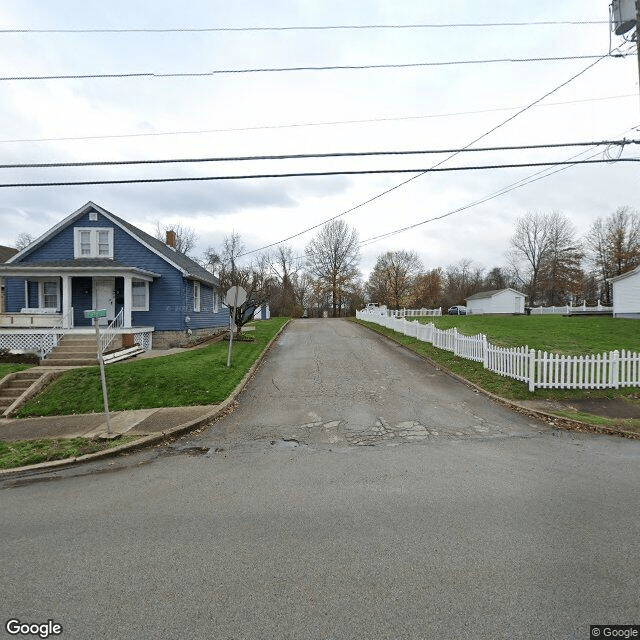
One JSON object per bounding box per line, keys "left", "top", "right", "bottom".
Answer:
{"left": 356, "top": 309, "right": 640, "bottom": 392}
{"left": 39, "top": 309, "right": 74, "bottom": 360}
{"left": 99, "top": 309, "right": 124, "bottom": 354}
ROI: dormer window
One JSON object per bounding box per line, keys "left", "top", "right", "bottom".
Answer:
{"left": 74, "top": 228, "right": 113, "bottom": 258}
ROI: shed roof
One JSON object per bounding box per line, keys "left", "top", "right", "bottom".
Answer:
{"left": 466, "top": 288, "right": 525, "bottom": 301}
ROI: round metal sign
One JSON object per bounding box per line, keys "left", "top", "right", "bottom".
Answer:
{"left": 225, "top": 285, "right": 247, "bottom": 307}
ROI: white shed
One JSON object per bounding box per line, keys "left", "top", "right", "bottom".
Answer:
{"left": 609, "top": 266, "right": 640, "bottom": 319}
{"left": 466, "top": 288, "right": 526, "bottom": 315}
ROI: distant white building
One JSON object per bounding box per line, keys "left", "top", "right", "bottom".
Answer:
{"left": 609, "top": 266, "right": 640, "bottom": 319}
{"left": 466, "top": 288, "right": 526, "bottom": 315}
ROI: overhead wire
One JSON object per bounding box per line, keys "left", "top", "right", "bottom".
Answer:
{"left": 0, "top": 53, "right": 631, "bottom": 82}
{"left": 0, "top": 94, "right": 636, "bottom": 146}
{"left": 358, "top": 123, "right": 640, "bottom": 248}
{"left": 1, "top": 158, "right": 639, "bottom": 188}
{"left": 0, "top": 20, "right": 609, "bottom": 34}
{"left": 1, "top": 94, "right": 636, "bottom": 146}
{"left": 237, "top": 51, "right": 614, "bottom": 258}
{"left": 2, "top": 139, "right": 636, "bottom": 169}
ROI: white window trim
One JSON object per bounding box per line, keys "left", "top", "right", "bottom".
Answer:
{"left": 74, "top": 227, "right": 114, "bottom": 258}
{"left": 38, "top": 279, "right": 60, "bottom": 310}
{"left": 131, "top": 279, "right": 149, "bottom": 312}
{"left": 193, "top": 281, "right": 201, "bottom": 312}
{"left": 213, "top": 290, "right": 219, "bottom": 313}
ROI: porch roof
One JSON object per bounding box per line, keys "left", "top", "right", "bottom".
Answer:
{"left": 0, "top": 259, "right": 161, "bottom": 281}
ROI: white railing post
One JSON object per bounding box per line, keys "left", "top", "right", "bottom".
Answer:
{"left": 482, "top": 335, "right": 488, "bottom": 369}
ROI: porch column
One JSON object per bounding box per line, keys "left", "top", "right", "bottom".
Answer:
{"left": 124, "top": 275, "right": 132, "bottom": 328}
{"left": 62, "top": 275, "right": 73, "bottom": 328}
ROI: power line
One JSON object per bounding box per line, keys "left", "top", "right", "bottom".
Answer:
{"left": 2, "top": 158, "right": 636, "bottom": 188}
{"left": 274, "top": 126, "right": 639, "bottom": 261}
{"left": 3, "top": 140, "right": 636, "bottom": 170}
{"left": 0, "top": 20, "right": 609, "bottom": 34}
{"left": 0, "top": 53, "right": 629, "bottom": 82}
{"left": 238, "top": 52, "right": 612, "bottom": 258}
{"left": 358, "top": 125, "right": 640, "bottom": 248}
{"left": 1, "top": 93, "right": 635, "bottom": 146}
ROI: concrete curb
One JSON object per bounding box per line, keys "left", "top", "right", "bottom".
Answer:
{"left": 0, "top": 319, "right": 291, "bottom": 478}
{"left": 350, "top": 318, "right": 640, "bottom": 441}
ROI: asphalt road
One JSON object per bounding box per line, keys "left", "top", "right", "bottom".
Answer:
{"left": 2, "top": 319, "right": 639, "bottom": 640}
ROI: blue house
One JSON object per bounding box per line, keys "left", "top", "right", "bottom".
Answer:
{"left": 0, "top": 202, "right": 228, "bottom": 353}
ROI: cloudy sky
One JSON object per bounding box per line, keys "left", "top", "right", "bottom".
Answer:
{"left": 0, "top": 0, "right": 638, "bottom": 279}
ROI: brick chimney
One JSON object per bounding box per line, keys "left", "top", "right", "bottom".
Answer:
{"left": 166, "top": 230, "right": 176, "bottom": 249}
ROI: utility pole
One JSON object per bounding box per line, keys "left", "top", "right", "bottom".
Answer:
{"left": 636, "top": 0, "right": 640, "bottom": 105}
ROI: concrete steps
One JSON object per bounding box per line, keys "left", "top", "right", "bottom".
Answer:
{"left": 41, "top": 335, "right": 98, "bottom": 367}
{"left": 0, "top": 369, "right": 60, "bottom": 417}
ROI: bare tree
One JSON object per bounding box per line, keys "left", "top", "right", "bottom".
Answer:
{"left": 305, "top": 220, "right": 360, "bottom": 317}
{"left": 585, "top": 206, "right": 640, "bottom": 304}
{"left": 510, "top": 211, "right": 553, "bottom": 305}
{"left": 537, "top": 213, "right": 583, "bottom": 305}
{"left": 15, "top": 232, "right": 34, "bottom": 251}
{"left": 154, "top": 222, "right": 198, "bottom": 256}
{"left": 269, "top": 245, "right": 302, "bottom": 316}
{"left": 366, "top": 250, "right": 423, "bottom": 309}
{"left": 214, "top": 233, "right": 275, "bottom": 334}
{"left": 413, "top": 268, "right": 444, "bottom": 308}
{"left": 443, "top": 259, "right": 484, "bottom": 307}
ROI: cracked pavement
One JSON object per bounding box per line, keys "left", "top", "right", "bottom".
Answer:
{"left": 194, "top": 318, "right": 546, "bottom": 452}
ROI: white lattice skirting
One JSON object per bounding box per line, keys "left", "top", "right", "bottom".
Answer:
{"left": 0, "top": 331, "right": 63, "bottom": 355}
{"left": 133, "top": 332, "right": 153, "bottom": 351}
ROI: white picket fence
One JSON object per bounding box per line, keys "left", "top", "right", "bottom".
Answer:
{"left": 530, "top": 301, "right": 612, "bottom": 315}
{"left": 356, "top": 309, "right": 640, "bottom": 392}
{"left": 391, "top": 307, "right": 442, "bottom": 318}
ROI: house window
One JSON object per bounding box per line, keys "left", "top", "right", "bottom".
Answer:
{"left": 193, "top": 282, "right": 201, "bottom": 312}
{"left": 213, "top": 290, "right": 219, "bottom": 313}
{"left": 98, "top": 230, "right": 111, "bottom": 256}
{"left": 89, "top": 211, "right": 98, "bottom": 221}
{"left": 74, "top": 228, "right": 113, "bottom": 258}
{"left": 39, "top": 280, "right": 59, "bottom": 309}
{"left": 80, "top": 231, "right": 91, "bottom": 256}
{"left": 131, "top": 280, "right": 149, "bottom": 311}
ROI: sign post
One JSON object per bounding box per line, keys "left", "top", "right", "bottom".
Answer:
{"left": 84, "top": 309, "right": 111, "bottom": 435}
{"left": 225, "top": 286, "right": 247, "bottom": 368}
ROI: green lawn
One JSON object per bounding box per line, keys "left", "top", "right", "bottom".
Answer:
{"left": 0, "top": 363, "right": 34, "bottom": 379}
{"left": 17, "top": 318, "right": 288, "bottom": 417}
{"left": 417, "top": 315, "right": 640, "bottom": 355}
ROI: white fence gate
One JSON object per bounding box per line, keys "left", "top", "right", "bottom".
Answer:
{"left": 356, "top": 309, "right": 640, "bottom": 392}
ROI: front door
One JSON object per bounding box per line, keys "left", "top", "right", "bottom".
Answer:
{"left": 94, "top": 277, "right": 115, "bottom": 325}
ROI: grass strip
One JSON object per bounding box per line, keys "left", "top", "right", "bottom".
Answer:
{"left": 0, "top": 436, "right": 139, "bottom": 469}
{"left": 0, "top": 364, "right": 34, "bottom": 379}
{"left": 17, "top": 318, "right": 288, "bottom": 417}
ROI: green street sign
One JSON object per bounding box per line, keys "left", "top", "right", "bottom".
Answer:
{"left": 84, "top": 309, "right": 107, "bottom": 319}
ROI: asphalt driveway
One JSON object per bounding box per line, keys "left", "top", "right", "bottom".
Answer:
{"left": 197, "top": 317, "right": 546, "bottom": 450}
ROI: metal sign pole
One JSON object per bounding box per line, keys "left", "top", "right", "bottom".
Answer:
{"left": 226, "top": 286, "right": 239, "bottom": 368}
{"left": 93, "top": 316, "right": 111, "bottom": 435}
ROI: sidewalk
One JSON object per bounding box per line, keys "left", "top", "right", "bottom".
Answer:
{"left": 0, "top": 404, "right": 219, "bottom": 441}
